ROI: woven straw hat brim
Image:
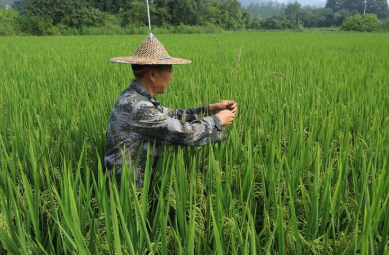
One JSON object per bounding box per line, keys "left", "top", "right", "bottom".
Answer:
{"left": 110, "top": 56, "right": 191, "bottom": 65}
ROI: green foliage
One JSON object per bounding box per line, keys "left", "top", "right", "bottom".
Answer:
{"left": 55, "top": 23, "right": 80, "bottom": 35}
{"left": 20, "top": 0, "right": 105, "bottom": 28}
{"left": 51, "top": 24, "right": 223, "bottom": 36}
{"left": 261, "top": 16, "right": 293, "bottom": 29}
{"left": 381, "top": 20, "right": 389, "bottom": 31}
{"left": 0, "top": 6, "right": 18, "bottom": 21}
{"left": 8, "top": 0, "right": 245, "bottom": 34}
{"left": 365, "top": 0, "right": 389, "bottom": 19}
{"left": 0, "top": 7, "right": 18, "bottom": 35}
{"left": 220, "top": 0, "right": 244, "bottom": 30}
{"left": 300, "top": 8, "right": 332, "bottom": 27}
{"left": 333, "top": 8, "right": 357, "bottom": 25}
{"left": 245, "top": 0, "right": 383, "bottom": 29}
{"left": 341, "top": 13, "right": 380, "bottom": 31}
{"left": 62, "top": 6, "right": 106, "bottom": 28}
{"left": 168, "top": 0, "right": 197, "bottom": 25}
{"left": 0, "top": 21, "right": 16, "bottom": 35}
{"left": 326, "top": 0, "right": 365, "bottom": 13}
{"left": 241, "top": 9, "right": 262, "bottom": 29}
{"left": 246, "top": 1, "right": 286, "bottom": 19}
{"left": 119, "top": 1, "right": 147, "bottom": 27}
{"left": 197, "top": 0, "right": 222, "bottom": 25}
{"left": 3, "top": 0, "right": 389, "bottom": 35}
{"left": 118, "top": 2, "right": 171, "bottom": 27}
{"left": 16, "top": 15, "right": 59, "bottom": 35}
{"left": 326, "top": 0, "right": 389, "bottom": 19}
{"left": 170, "top": 24, "right": 224, "bottom": 33}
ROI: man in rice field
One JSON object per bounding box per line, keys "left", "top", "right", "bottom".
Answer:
{"left": 105, "top": 33, "right": 237, "bottom": 188}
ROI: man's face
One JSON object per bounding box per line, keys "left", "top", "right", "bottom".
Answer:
{"left": 152, "top": 65, "right": 173, "bottom": 95}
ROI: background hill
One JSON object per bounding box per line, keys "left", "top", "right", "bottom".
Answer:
{"left": 1, "top": 0, "right": 326, "bottom": 8}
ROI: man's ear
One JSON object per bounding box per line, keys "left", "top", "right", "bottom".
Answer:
{"left": 148, "top": 68, "right": 156, "bottom": 82}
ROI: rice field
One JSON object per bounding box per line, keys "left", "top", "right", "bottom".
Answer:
{"left": 1, "top": 32, "right": 389, "bottom": 254}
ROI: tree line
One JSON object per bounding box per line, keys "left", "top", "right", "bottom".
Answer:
{"left": 0, "top": 0, "right": 388, "bottom": 35}
{"left": 246, "top": 0, "right": 388, "bottom": 29}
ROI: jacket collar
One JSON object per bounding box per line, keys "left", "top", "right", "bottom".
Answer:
{"left": 130, "top": 80, "right": 162, "bottom": 111}
{"left": 130, "top": 79, "right": 152, "bottom": 100}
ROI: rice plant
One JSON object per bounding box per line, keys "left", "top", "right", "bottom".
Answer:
{"left": 0, "top": 32, "right": 389, "bottom": 254}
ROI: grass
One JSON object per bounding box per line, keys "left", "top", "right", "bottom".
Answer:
{"left": 0, "top": 32, "right": 389, "bottom": 254}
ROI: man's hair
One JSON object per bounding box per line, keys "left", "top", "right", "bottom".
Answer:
{"left": 131, "top": 64, "right": 171, "bottom": 79}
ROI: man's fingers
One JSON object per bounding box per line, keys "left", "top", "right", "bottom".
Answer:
{"left": 216, "top": 100, "right": 237, "bottom": 113}
{"left": 229, "top": 102, "right": 236, "bottom": 108}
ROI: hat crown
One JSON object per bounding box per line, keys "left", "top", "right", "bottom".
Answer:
{"left": 132, "top": 33, "right": 171, "bottom": 61}
{"left": 110, "top": 33, "right": 191, "bottom": 65}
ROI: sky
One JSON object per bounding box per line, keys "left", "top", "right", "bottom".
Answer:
{"left": 279, "top": 0, "right": 326, "bottom": 6}
{"left": 239, "top": 0, "right": 326, "bottom": 7}
{"left": 0, "top": 0, "right": 14, "bottom": 7}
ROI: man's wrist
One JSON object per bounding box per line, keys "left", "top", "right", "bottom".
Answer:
{"left": 209, "top": 104, "right": 215, "bottom": 113}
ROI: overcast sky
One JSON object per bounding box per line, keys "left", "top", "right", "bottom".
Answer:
{"left": 240, "top": 0, "right": 326, "bottom": 7}
{"left": 279, "top": 0, "right": 326, "bottom": 6}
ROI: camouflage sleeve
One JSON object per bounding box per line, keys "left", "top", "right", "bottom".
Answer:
{"left": 171, "top": 105, "right": 211, "bottom": 122}
{"left": 132, "top": 102, "right": 225, "bottom": 146}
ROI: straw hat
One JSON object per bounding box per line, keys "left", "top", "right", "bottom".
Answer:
{"left": 110, "top": 33, "right": 191, "bottom": 65}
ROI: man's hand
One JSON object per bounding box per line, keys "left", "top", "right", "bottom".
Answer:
{"left": 216, "top": 109, "right": 235, "bottom": 126}
{"left": 210, "top": 100, "right": 237, "bottom": 114}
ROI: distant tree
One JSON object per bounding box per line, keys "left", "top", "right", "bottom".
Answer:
{"left": 285, "top": 1, "right": 302, "bottom": 27}
{"left": 85, "top": 0, "right": 130, "bottom": 13}
{"left": 221, "top": 0, "right": 243, "bottom": 30}
{"left": 0, "top": 5, "right": 18, "bottom": 20}
{"left": 154, "top": 6, "right": 171, "bottom": 26}
{"left": 128, "top": 1, "right": 147, "bottom": 26}
{"left": 17, "top": 15, "right": 58, "bottom": 35}
{"left": 261, "top": 16, "right": 291, "bottom": 29}
{"left": 325, "top": 0, "right": 341, "bottom": 12}
{"left": 13, "top": 0, "right": 28, "bottom": 15}
{"left": 301, "top": 7, "right": 335, "bottom": 27}
{"left": 332, "top": 8, "right": 354, "bottom": 25}
{"left": 241, "top": 9, "right": 262, "bottom": 29}
{"left": 365, "top": 0, "right": 389, "bottom": 19}
{"left": 119, "top": 1, "right": 170, "bottom": 27}
{"left": 0, "top": 6, "right": 19, "bottom": 35}
{"left": 63, "top": 6, "right": 106, "bottom": 27}
{"left": 178, "top": 0, "right": 244, "bottom": 29}
{"left": 341, "top": 0, "right": 365, "bottom": 13}
{"left": 326, "top": 0, "right": 380, "bottom": 14}
{"left": 167, "top": 0, "right": 197, "bottom": 25}
{"left": 112, "top": 0, "right": 124, "bottom": 12}
{"left": 197, "top": 0, "right": 222, "bottom": 26}
{"left": 382, "top": 20, "right": 389, "bottom": 30}
{"left": 120, "top": 1, "right": 147, "bottom": 26}
{"left": 246, "top": 1, "right": 286, "bottom": 18}
{"left": 153, "top": 0, "right": 168, "bottom": 9}
{"left": 16, "top": 0, "right": 105, "bottom": 28}
{"left": 325, "top": 0, "right": 389, "bottom": 23}
{"left": 317, "top": 8, "right": 336, "bottom": 26}
{"left": 341, "top": 13, "right": 380, "bottom": 31}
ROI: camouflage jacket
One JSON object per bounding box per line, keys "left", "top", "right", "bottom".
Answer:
{"left": 104, "top": 80, "right": 226, "bottom": 187}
